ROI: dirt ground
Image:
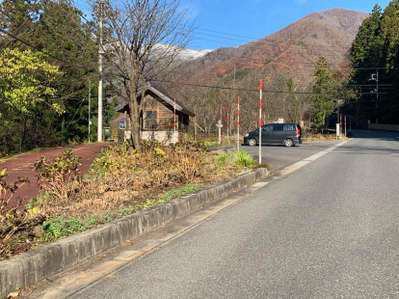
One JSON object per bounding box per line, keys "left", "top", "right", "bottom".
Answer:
{"left": 1, "top": 143, "right": 107, "bottom": 208}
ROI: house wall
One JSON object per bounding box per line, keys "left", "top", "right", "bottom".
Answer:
{"left": 142, "top": 94, "right": 177, "bottom": 130}
{"left": 141, "top": 130, "right": 179, "bottom": 145}
{"left": 110, "top": 112, "right": 129, "bottom": 142}
{"left": 111, "top": 91, "right": 192, "bottom": 144}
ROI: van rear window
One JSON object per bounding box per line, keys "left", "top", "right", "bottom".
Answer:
{"left": 284, "top": 124, "right": 295, "bottom": 131}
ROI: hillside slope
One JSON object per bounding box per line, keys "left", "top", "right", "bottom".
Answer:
{"left": 177, "top": 9, "right": 367, "bottom": 87}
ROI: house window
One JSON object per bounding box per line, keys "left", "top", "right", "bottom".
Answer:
{"left": 144, "top": 111, "right": 158, "bottom": 130}
{"left": 119, "top": 118, "right": 126, "bottom": 129}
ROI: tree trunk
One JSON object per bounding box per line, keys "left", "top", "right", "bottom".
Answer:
{"left": 19, "top": 118, "right": 27, "bottom": 153}
{"left": 129, "top": 67, "right": 141, "bottom": 150}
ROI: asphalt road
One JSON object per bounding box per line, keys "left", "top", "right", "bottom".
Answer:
{"left": 73, "top": 130, "right": 399, "bottom": 298}
{"left": 242, "top": 140, "right": 338, "bottom": 171}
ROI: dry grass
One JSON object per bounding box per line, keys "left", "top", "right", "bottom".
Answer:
{"left": 0, "top": 142, "right": 257, "bottom": 259}
{"left": 302, "top": 133, "right": 349, "bottom": 143}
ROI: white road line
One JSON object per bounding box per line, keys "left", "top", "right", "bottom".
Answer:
{"left": 279, "top": 140, "right": 348, "bottom": 177}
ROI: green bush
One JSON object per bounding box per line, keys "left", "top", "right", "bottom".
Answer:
{"left": 216, "top": 151, "right": 256, "bottom": 169}
{"left": 89, "top": 144, "right": 135, "bottom": 177}
{"left": 42, "top": 217, "right": 85, "bottom": 241}
{"left": 159, "top": 184, "right": 199, "bottom": 203}
{"left": 118, "top": 184, "right": 200, "bottom": 217}
{"left": 233, "top": 151, "right": 256, "bottom": 168}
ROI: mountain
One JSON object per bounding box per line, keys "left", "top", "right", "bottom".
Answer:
{"left": 176, "top": 9, "right": 367, "bottom": 87}
{"left": 177, "top": 48, "right": 212, "bottom": 61}
{"left": 151, "top": 44, "right": 211, "bottom": 61}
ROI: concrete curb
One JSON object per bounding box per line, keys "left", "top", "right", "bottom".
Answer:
{"left": 208, "top": 145, "right": 234, "bottom": 153}
{"left": 0, "top": 168, "right": 269, "bottom": 298}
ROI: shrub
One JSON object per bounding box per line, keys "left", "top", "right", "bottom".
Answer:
{"left": 234, "top": 151, "right": 256, "bottom": 168}
{"left": 34, "top": 149, "right": 81, "bottom": 202}
{"left": 0, "top": 169, "right": 44, "bottom": 259}
{"left": 42, "top": 217, "right": 87, "bottom": 241}
{"left": 0, "top": 169, "right": 26, "bottom": 212}
{"left": 215, "top": 150, "right": 256, "bottom": 170}
{"left": 169, "top": 142, "right": 206, "bottom": 182}
{"left": 158, "top": 184, "right": 199, "bottom": 204}
{"left": 90, "top": 144, "right": 136, "bottom": 177}
{"left": 216, "top": 152, "right": 232, "bottom": 168}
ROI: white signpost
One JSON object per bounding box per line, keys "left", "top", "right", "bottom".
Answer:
{"left": 217, "top": 120, "right": 223, "bottom": 145}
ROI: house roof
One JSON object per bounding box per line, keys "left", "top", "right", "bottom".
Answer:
{"left": 116, "top": 82, "right": 195, "bottom": 117}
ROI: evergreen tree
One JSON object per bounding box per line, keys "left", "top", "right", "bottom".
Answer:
{"left": 348, "top": 1, "right": 399, "bottom": 125}
{"left": 381, "top": 0, "right": 399, "bottom": 123}
{"left": 351, "top": 5, "right": 385, "bottom": 67}
{"left": 311, "top": 57, "right": 338, "bottom": 131}
{"left": 0, "top": 0, "right": 103, "bottom": 153}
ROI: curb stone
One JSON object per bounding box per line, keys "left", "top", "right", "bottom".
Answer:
{"left": 0, "top": 168, "right": 269, "bottom": 298}
{"left": 208, "top": 145, "right": 235, "bottom": 153}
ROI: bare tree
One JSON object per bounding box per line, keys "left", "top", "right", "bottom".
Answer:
{"left": 98, "top": 0, "right": 191, "bottom": 149}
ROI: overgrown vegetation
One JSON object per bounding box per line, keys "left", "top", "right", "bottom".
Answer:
{"left": 0, "top": 0, "right": 110, "bottom": 156}
{"left": 216, "top": 150, "right": 256, "bottom": 169}
{"left": 0, "top": 143, "right": 258, "bottom": 260}
{"left": 0, "top": 169, "right": 44, "bottom": 259}
{"left": 0, "top": 48, "right": 62, "bottom": 154}
{"left": 346, "top": 1, "right": 399, "bottom": 125}
{"left": 34, "top": 150, "right": 82, "bottom": 202}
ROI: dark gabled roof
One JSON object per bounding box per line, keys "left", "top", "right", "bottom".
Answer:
{"left": 116, "top": 82, "right": 195, "bottom": 117}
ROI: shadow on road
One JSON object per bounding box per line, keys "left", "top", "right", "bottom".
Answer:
{"left": 350, "top": 130, "right": 399, "bottom": 142}
{"left": 336, "top": 144, "right": 399, "bottom": 155}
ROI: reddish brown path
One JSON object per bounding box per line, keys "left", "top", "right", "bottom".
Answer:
{"left": 1, "top": 143, "right": 106, "bottom": 208}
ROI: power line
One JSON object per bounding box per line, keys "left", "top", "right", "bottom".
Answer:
{"left": 352, "top": 66, "right": 387, "bottom": 70}
{"left": 152, "top": 79, "right": 383, "bottom": 97}
{"left": 196, "top": 27, "right": 261, "bottom": 41}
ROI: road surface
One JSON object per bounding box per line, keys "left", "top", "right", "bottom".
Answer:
{"left": 242, "top": 140, "right": 338, "bottom": 171}
{"left": 72, "top": 130, "right": 399, "bottom": 298}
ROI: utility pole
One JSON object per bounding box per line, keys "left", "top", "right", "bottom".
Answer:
{"left": 233, "top": 64, "right": 241, "bottom": 151}
{"left": 376, "top": 70, "right": 379, "bottom": 108}
{"left": 97, "top": 0, "right": 104, "bottom": 142}
{"left": 376, "top": 70, "right": 379, "bottom": 124}
{"left": 88, "top": 80, "right": 92, "bottom": 142}
{"left": 258, "top": 80, "right": 264, "bottom": 165}
{"left": 173, "top": 99, "right": 177, "bottom": 143}
{"left": 370, "top": 70, "right": 380, "bottom": 123}
{"left": 236, "top": 96, "right": 240, "bottom": 151}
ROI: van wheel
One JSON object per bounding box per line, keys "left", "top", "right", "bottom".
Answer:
{"left": 248, "top": 138, "right": 257, "bottom": 146}
{"left": 284, "top": 138, "right": 294, "bottom": 147}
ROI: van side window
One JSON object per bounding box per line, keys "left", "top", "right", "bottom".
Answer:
{"left": 273, "top": 124, "right": 283, "bottom": 131}
{"left": 284, "top": 124, "right": 295, "bottom": 131}
{"left": 264, "top": 125, "right": 273, "bottom": 132}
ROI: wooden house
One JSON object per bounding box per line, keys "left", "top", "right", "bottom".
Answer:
{"left": 111, "top": 83, "right": 195, "bottom": 144}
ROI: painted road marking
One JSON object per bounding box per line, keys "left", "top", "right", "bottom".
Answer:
{"left": 279, "top": 140, "right": 348, "bottom": 177}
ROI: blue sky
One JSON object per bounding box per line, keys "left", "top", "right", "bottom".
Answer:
{"left": 77, "top": 0, "right": 390, "bottom": 50}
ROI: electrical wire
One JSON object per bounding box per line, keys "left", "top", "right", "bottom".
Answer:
{"left": 152, "top": 79, "right": 385, "bottom": 97}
